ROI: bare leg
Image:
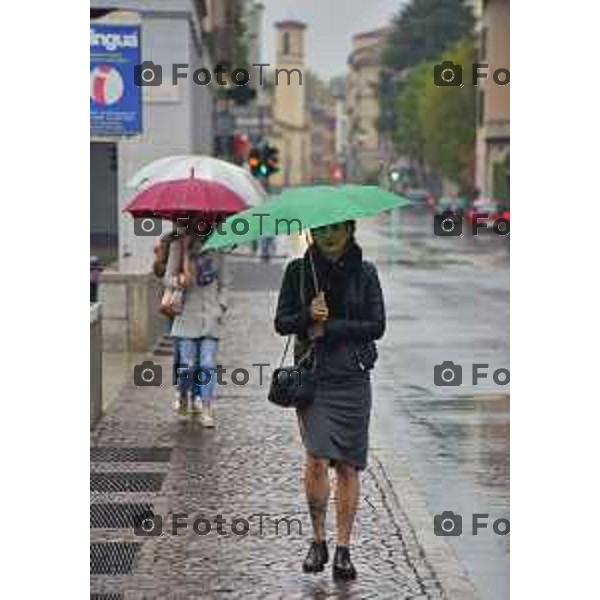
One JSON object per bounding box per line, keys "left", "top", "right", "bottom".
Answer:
{"left": 335, "top": 462, "right": 359, "bottom": 546}
{"left": 304, "top": 452, "right": 330, "bottom": 542}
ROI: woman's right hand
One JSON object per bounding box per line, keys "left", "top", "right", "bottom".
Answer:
{"left": 310, "top": 291, "right": 329, "bottom": 323}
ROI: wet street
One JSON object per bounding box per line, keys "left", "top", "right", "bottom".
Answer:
{"left": 225, "top": 208, "right": 509, "bottom": 599}
{"left": 361, "top": 210, "right": 510, "bottom": 600}
{"left": 91, "top": 208, "right": 508, "bottom": 599}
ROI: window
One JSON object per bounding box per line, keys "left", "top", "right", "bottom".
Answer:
{"left": 282, "top": 32, "right": 290, "bottom": 56}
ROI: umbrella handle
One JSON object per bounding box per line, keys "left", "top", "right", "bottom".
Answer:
{"left": 304, "top": 231, "right": 320, "bottom": 294}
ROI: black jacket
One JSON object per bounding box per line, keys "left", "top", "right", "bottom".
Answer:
{"left": 274, "top": 244, "right": 386, "bottom": 374}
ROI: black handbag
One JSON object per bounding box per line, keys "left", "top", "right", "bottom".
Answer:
{"left": 268, "top": 336, "right": 316, "bottom": 409}
{"left": 268, "top": 257, "right": 319, "bottom": 409}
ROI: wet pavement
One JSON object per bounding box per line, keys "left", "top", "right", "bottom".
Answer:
{"left": 90, "top": 208, "right": 508, "bottom": 599}
{"left": 90, "top": 282, "right": 446, "bottom": 598}
{"left": 362, "top": 210, "right": 509, "bottom": 600}
{"left": 103, "top": 352, "right": 146, "bottom": 410}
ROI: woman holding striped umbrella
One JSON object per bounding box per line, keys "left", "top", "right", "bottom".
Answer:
{"left": 125, "top": 156, "right": 266, "bottom": 424}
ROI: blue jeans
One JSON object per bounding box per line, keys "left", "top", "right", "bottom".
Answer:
{"left": 174, "top": 337, "right": 219, "bottom": 400}
{"left": 171, "top": 338, "right": 181, "bottom": 387}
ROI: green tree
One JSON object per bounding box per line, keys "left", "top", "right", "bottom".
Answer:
{"left": 378, "top": 0, "right": 474, "bottom": 134}
{"left": 420, "top": 39, "right": 476, "bottom": 190}
{"left": 393, "top": 63, "right": 430, "bottom": 180}
{"left": 383, "top": 0, "right": 474, "bottom": 72}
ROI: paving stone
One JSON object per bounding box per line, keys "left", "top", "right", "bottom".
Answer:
{"left": 90, "top": 258, "right": 445, "bottom": 599}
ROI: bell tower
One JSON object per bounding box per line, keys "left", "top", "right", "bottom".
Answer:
{"left": 271, "top": 20, "right": 308, "bottom": 187}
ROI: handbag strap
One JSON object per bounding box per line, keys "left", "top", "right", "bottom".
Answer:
{"left": 306, "top": 244, "right": 320, "bottom": 295}
{"left": 278, "top": 260, "right": 314, "bottom": 368}
{"left": 279, "top": 335, "right": 293, "bottom": 369}
{"left": 279, "top": 333, "right": 314, "bottom": 369}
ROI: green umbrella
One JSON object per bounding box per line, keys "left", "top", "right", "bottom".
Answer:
{"left": 203, "top": 185, "right": 410, "bottom": 251}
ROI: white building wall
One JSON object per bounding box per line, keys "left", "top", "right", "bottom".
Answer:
{"left": 91, "top": 1, "right": 214, "bottom": 273}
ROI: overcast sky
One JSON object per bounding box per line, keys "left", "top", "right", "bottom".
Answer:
{"left": 260, "top": 0, "right": 407, "bottom": 80}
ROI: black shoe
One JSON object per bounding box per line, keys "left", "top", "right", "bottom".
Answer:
{"left": 332, "top": 545, "right": 357, "bottom": 581}
{"left": 302, "top": 540, "right": 329, "bottom": 573}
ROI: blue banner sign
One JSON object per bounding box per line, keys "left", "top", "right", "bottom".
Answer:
{"left": 90, "top": 24, "right": 142, "bottom": 136}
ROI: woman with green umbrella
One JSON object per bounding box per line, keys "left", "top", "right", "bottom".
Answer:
{"left": 274, "top": 219, "right": 386, "bottom": 580}
{"left": 205, "top": 185, "right": 403, "bottom": 577}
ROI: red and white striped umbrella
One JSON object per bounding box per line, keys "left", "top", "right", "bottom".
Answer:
{"left": 126, "top": 155, "right": 266, "bottom": 209}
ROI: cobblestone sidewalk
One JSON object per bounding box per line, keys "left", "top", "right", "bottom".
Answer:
{"left": 90, "top": 259, "right": 448, "bottom": 600}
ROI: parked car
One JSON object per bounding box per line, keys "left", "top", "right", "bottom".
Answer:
{"left": 466, "top": 199, "right": 510, "bottom": 230}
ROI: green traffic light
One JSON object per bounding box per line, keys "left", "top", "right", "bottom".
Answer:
{"left": 259, "top": 164, "right": 268, "bottom": 176}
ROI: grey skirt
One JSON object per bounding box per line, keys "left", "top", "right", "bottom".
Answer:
{"left": 296, "top": 374, "right": 372, "bottom": 470}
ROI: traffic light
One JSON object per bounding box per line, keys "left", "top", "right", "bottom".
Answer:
{"left": 248, "top": 148, "right": 261, "bottom": 177}
{"left": 248, "top": 144, "right": 280, "bottom": 179}
{"left": 263, "top": 144, "right": 280, "bottom": 177}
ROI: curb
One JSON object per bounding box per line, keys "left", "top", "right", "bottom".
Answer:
{"left": 371, "top": 413, "right": 480, "bottom": 600}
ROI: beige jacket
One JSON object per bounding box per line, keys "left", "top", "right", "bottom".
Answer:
{"left": 164, "top": 240, "right": 229, "bottom": 339}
